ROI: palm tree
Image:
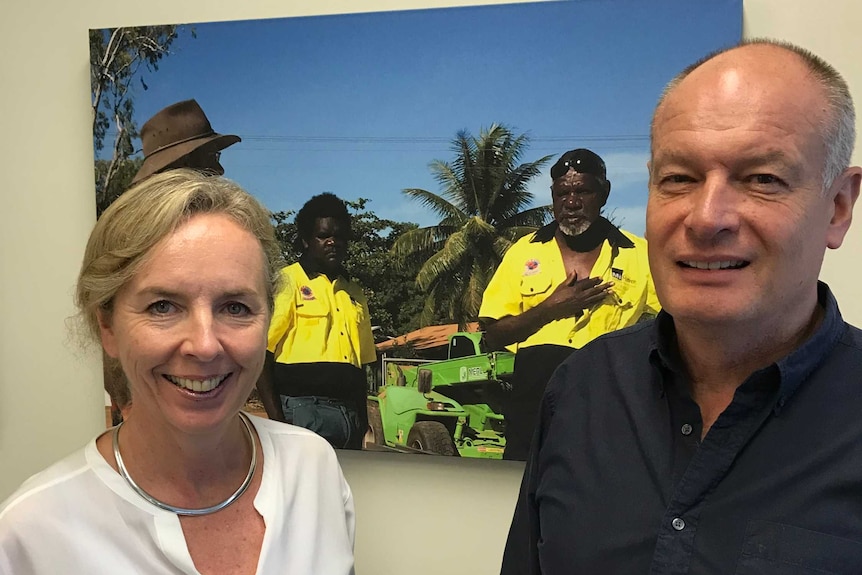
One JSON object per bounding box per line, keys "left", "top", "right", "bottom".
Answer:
{"left": 393, "top": 124, "right": 553, "bottom": 328}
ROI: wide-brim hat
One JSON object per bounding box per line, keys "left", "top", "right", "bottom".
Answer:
{"left": 131, "top": 99, "right": 241, "bottom": 184}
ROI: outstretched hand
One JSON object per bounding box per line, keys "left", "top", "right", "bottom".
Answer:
{"left": 543, "top": 270, "right": 613, "bottom": 321}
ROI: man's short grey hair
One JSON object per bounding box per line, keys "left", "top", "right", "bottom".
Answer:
{"left": 652, "top": 38, "right": 855, "bottom": 191}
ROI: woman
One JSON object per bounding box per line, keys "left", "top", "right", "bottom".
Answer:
{"left": 0, "top": 170, "right": 355, "bottom": 574}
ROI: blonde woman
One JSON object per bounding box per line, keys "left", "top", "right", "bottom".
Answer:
{"left": 0, "top": 170, "right": 355, "bottom": 574}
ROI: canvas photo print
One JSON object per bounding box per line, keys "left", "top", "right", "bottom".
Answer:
{"left": 90, "top": 0, "right": 741, "bottom": 459}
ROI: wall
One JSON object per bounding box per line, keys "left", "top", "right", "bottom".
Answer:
{"left": 1, "top": 1, "right": 860, "bottom": 574}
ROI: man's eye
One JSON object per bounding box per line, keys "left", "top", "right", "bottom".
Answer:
{"left": 148, "top": 300, "right": 174, "bottom": 314}
{"left": 751, "top": 174, "right": 782, "bottom": 185}
{"left": 662, "top": 174, "right": 693, "bottom": 184}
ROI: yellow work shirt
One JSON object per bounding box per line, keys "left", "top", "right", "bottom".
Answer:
{"left": 267, "top": 262, "right": 377, "bottom": 367}
{"left": 479, "top": 222, "right": 660, "bottom": 352}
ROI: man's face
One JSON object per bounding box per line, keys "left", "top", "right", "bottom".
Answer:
{"left": 304, "top": 216, "right": 348, "bottom": 273}
{"left": 551, "top": 171, "right": 607, "bottom": 236}
{"left": 647, "top": 45, "right": 856, "bottom": 332}
{"left": 172, "top": 147, "right": 225, "bottom": 176}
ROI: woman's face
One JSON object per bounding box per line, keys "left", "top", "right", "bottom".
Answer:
{"left": 99, "top": 212, "right": 270, "bottom": 433}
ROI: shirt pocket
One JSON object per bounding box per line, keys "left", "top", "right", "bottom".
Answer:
{"left": 520, "top": 275, "right": 553, "bottom": 311}
{"left": 296, "top": 297, "right": 328, "bottom": 320}
{"left": 735, "top": 520, "right": 862, "bottom": 575}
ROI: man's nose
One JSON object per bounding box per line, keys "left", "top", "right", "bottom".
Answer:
{"left": 564, "top": 193, "right": 583, "bottom": 208}
{"left": 684, "top": 175, "right": 741, "bottom": 240}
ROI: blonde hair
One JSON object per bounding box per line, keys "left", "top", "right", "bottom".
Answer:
{"left": 75, "top": 169, "right": 283, "bottom": 345}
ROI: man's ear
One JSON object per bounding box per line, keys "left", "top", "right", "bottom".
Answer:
{"left": 97, "top": 309, "right": 119, "bottom": 359}
{"left": 826, "top": 166, "right": 862, "bottom": 249}
{"left": 600, "top": 180, "right": 611, "bottom": 208}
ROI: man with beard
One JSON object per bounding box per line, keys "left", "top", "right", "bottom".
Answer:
{"left": 479, "top": 149, "right": 659, "bottom": 460}
{"left": 256, "top": 193, "right": 376, "bottom": 450}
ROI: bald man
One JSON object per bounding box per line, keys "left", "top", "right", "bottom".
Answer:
{"left": 501, "top": 39, "right": 862, "bottom": 574}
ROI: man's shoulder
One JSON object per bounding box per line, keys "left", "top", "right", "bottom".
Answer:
{"left": 839, "top": 322, "right": 862, "bottom": 351}
{"left": 339, "top": 276, "right": 369, "bottom": 302}
{"left": 576, "top": 319, "right": 655, "bottom": 355}
{"left": 616, "top": 227, "right": 648, "bottom": 251}
{"left": 512, "top": 230, "right": 543, "bottom": 247}
{"left": 547, "top": 321, "right": 655, "bottom": 391}
{"left": 280, "top": 261, "right": 303, "bottom": 275}
{"left": 278, "top": 262, "right": 306, "bottom": 285}
{"left": 503, "top": 230, "right": 554, "bottom": 258}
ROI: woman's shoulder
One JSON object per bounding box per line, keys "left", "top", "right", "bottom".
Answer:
{"left": 0, "top": 442, "right": 93, "bottom": 523}
{"left": 247, "top": 413, "right": 338, "bottom": 457}
{"left": 247, "top": 414, "right": 350, "bottom": 496}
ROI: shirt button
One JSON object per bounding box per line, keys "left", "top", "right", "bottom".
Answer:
{"left": 672, "top": 517, "right": 685, "bottom": 531}
{"left": 681, "top": 424, "right": 693, "bottom": 436}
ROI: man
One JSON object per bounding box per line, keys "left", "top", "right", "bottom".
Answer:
{"left": 501, "top": 40, "right": 862, "bottom": 574}
{"left": 479, "top": 148, "right": 658, "bottom": 460}
{"left": 131, "top": 98, "right": 240, "bottom": 183}
{"left": 105, "top": 99, "right": 241, "bottom": 424}
{"left": 257, "top": 193, "right": 376, "bottom": 450}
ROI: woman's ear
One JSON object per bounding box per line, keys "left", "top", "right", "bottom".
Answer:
{"left": 97, "top": 309, "right": 119, "bottom": 359}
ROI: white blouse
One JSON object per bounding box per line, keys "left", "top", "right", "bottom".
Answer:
{"left": 0, "top": 414, "right": 355, "bottom": 575}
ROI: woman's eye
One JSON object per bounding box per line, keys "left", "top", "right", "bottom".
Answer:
{"left": 148, "top": 300, "right": 173, "bottom": 314}
{"left": 226, "top": 302, "right": 250, "bottom": 316}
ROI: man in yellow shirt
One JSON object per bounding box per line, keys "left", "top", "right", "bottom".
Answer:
{"left": 257, "top": 193, "right": 376, "bottom": 449}
{"left": 479, "top": 149, "right": 659, "bottom": 460}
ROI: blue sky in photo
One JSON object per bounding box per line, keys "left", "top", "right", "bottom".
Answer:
{"left": 95, "top": 0, "right": 742, "bottom": 236}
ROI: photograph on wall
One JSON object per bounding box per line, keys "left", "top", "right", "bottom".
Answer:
{"left": 90, "top": 0, "right": 742, "bottom": 460}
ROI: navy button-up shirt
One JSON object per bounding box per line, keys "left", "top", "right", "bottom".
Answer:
{"left": 502, "top": 283, "right": 862, "bottom": 574}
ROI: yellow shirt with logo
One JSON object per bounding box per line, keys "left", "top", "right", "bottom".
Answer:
{"left": 267, "top": 263, "right": 377, "bottom": 367}
{"left": 479, "top": 224, "right": 659, "bottom": 351}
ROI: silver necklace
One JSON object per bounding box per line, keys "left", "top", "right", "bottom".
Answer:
{"left": 113, "top": 412, "right": 257, "bottom": 516}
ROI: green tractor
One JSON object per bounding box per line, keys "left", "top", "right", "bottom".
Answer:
{"left": 366, "top": 332, "right": 513, "bottom": 458}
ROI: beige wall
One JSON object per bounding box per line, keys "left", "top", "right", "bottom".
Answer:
{"left": 1, "top": 1, "right": 859, "bottom": 574}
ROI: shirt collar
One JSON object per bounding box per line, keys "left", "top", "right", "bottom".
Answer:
{"left": 298, "top": 254, "right": 347, "bottom": 282}
{"left": 648, "top": 281, "right": 846, "bottom": 411}
{"left": 530, "top": 217, "right": 635, "bottom": 248}
{"left": 773, "top": 281, "right": 846, "bottom": 410}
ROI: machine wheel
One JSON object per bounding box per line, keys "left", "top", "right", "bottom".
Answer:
{"left": 406, "top": 421, "right": 457, "bottom": 456}
{"left": 364, "top": 400, "right": 385, "bottom": 448}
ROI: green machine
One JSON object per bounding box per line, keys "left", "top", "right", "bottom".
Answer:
{"left": 366, "top": 332, "right": 513, "bottom": 458}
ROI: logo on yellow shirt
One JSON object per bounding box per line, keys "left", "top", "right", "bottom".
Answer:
{"left": 523, "top": 259, "right": 540, "bottom": 276}
{"left": 300, "top": 285, "right": 315, "bottom": 300}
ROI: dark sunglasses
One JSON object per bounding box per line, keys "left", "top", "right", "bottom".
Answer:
{"left": 550, "top": 157, "right": 606, "bottom": 181}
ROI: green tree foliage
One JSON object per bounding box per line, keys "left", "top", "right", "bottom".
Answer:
{"left": 271, "top": 198, "right": 425, "bottom": 338}
{"left": 392, "top": 124, "right": 554, "bottom": 328}
{"left": 90, "top": 26, "right": 191, "bottom": 215}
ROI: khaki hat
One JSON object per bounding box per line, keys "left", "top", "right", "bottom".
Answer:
{"left": 131, "top": 99, "right": 240, "bottom": 184}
